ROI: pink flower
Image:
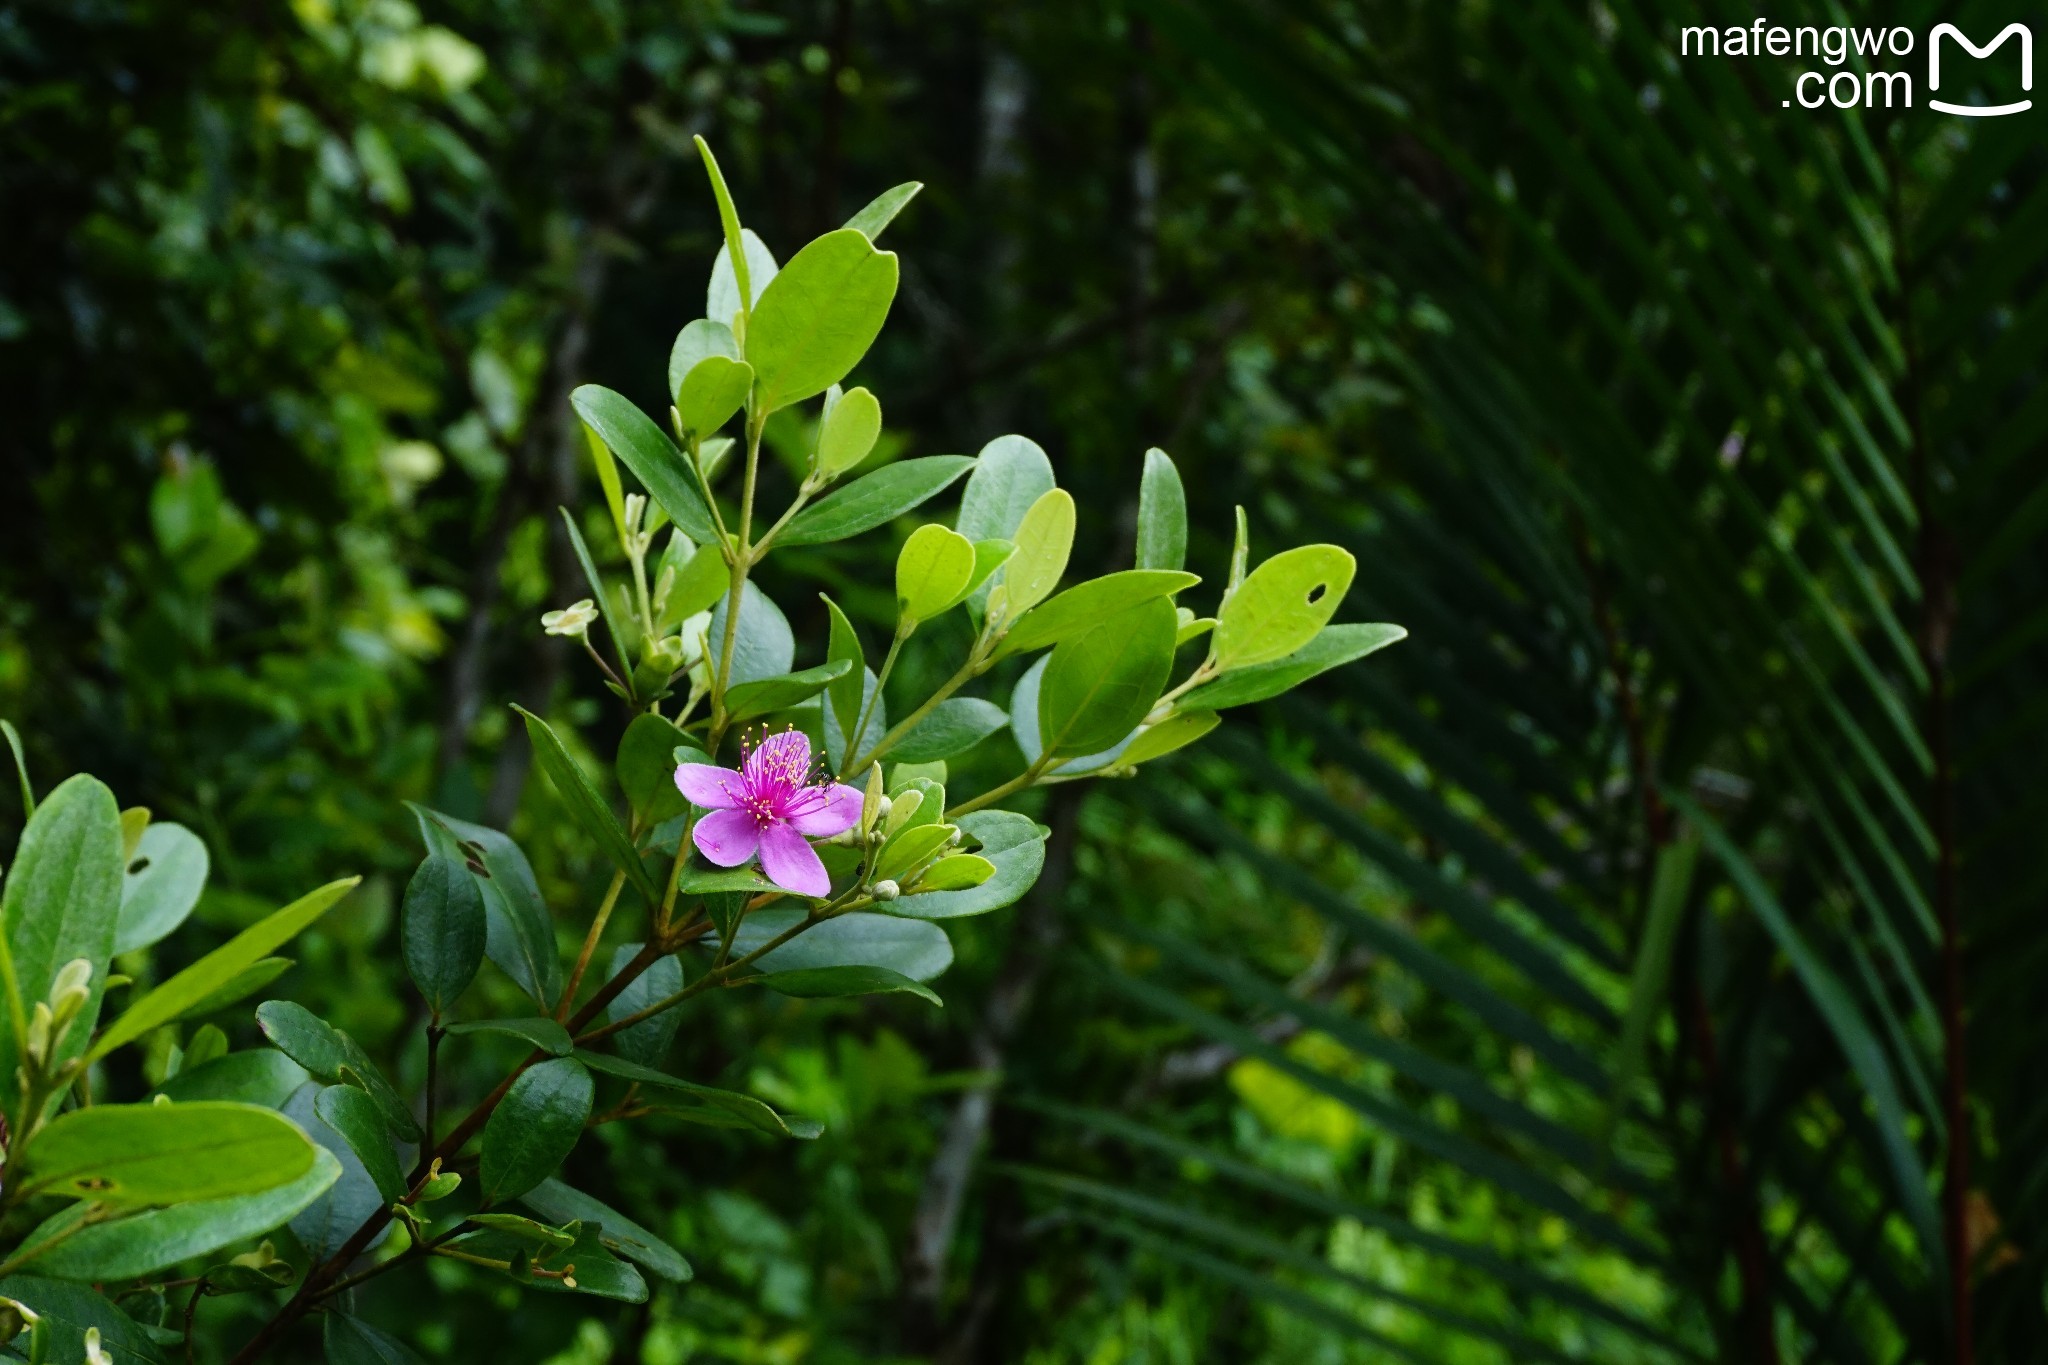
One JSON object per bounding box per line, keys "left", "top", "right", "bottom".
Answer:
{"left": 674, "top": 729, "right": 862, "bottom": 898}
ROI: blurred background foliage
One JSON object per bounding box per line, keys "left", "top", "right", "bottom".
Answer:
{"left": 2, "top": 0, "right": 2043, "bottom": 1360}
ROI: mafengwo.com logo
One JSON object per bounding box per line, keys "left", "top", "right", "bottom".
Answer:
{"left": 1680, "top": 19, "right": 2032, "bottom": 114}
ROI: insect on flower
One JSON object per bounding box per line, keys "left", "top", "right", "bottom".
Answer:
{"left": 675, "top": 729, "right": 863, "bottom": 897}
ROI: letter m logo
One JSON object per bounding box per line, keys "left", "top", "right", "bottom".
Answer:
{"left": 1929, "top": 23, "right": 2033, "bottom": 116}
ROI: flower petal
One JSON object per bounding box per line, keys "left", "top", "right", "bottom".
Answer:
{"left": 693, "top": 808, "right": 761, "bottom": 866}
{"left": 788, "top": 782, "right": 864, "bottom": 837}
{"left": 757, "top": 822, "right": 830, "bottom": 898}
{"left": 676, "top": 763, "right": 745, "bottom": 809}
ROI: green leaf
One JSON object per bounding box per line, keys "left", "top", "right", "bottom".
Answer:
{"left": 890, "top": 811, "right": 1047, "bottom": 919}
{"left": 1116, "top": 711, "right": 1220, "bottom": 768}
{"left": 445, "top": 1016, "right": 574, "bottom": 1056}
{"left": 842, "top": 181, "right": 922, "bottom": 240}
{"left": 556, "top": 507, "right": 630, "bottom": 677}
{"left": 480, "top": 1057, "right": 592, "bottom": 1201}
{"left": 895, "top": 523, "right": 977, "bottom": 624}
{"left": 745, "top": 228, "right": 899, "bottom": 413}
{"left": 721, "top": 909, "right": 952, "bottom": 981}
{"left": 993, "top": 488, "right": 1074, "bottom": 623}
{"left": 280, "top": 1082, "right": 387, "bottom": 1262}
{"left": 515, "top": 707, "right": 661, "bottom": 907}
{"left": 1601, "top": 833, "right": 1700, "bottom": 1149}
{"left": 916, "top": 854, "right": 994, "bottom": 892}
{"left": 821, "top": 595, "right": 867, "bottom": 744}
{"left": 1213, "top": 545, "right": 1357, "bottom": 670}
{"left": 666, "top": 319, "right": 740, "bottom": 411}
{"left": 114, "top": 822, "right": 207, "bottom": 955}
{"left": 0, "top": 1276, "right": 168, "bottom": 1364}
{"left": 314, "top": 1085, "right": 404, "bottom": 1205}
{"left": 890, "top": 698, "right": 1010, "bottom": 763}
{"left": 12, "top": 1148, "right": 339, "bottom": 1281}
{"left": 777, "top": 456, "right": 975, "bottom": 547}
{"left": 874, "top": 824, "right": 956, "bottom": 882}
{"left": 400, "top": 855, "right": 484, "bottom": 1016}
{"left": 1180, "top": 623, "right": 1408, "bottom": 710}
{"left": 706, "top": 579, "right": 795, "bottom": 686}
{"left": 0, "top": 717, "right": 30, "bottom": 815}
{"left": 155, "top": 1049, "right": 308, "bottom": 1107}
{"left": 521, "top": 1177, "right": 692, "bottom": 1282}
{"left": 466, "top": 1212, "right": 575, "bottom": 1249}
{"left": 1039, "top": 598, "right": 1178, "bottom": 758}
{"left": 672, "top": 355, "right": 753, "bottom": 439}
{"left": 661, "top": 541, "right": 729, "bottom": 631}
{"left": 695, "top": 136, "right": 754, "bottom": 318}
{"left": 955, "top": 435, "right": 1055, "bottom": 617}
{"left": 1135, "top": 447, "right": 1187, "bottom": 571}
{"left": 255, "top": 1001, "right": 421, "bottom": 1142}
{"left": 586, "top": 421, "right": 629, "bottom": 551}
{"left": 605, "top": 944, "right": 683, "bottom": 1069}
{"left": 724, "top": 659, "right": 854, "bottom": 724}
{"left": 756, "top": 965, "right": 941, "bottom": 1007}
{"left": 569, "top": 385, "right": 719, "bottom": 545}
{"left": 707, "top": 230, "right": 778, "bottom": 331}
{"left": 408, "top": 805, "right": 561, "bottom": 1008}
{"left": 324, "top": 1312, "right": 424, "bottom": 1365}
{"left": 91, "top": 878, "right": 359, "bottom": 1062}
{"left": 952, "top": 539, "right": 1016, "bottom": 610}
{"left": 815, "top": 385, "right": 881, "bottom": 480}
{"left": 616, "top": 713, "right": 689, "bottom": 828}
{"left": 0, "top": 774, "right": 122, "bottom": 1099}
{"left": 676, "top": 865, "right": 780, "bottom": 896}
{"left": 22, "top": 1102, "right": 317, "bottom": 1206}
{"left": 995, "top": 570, "right": 1201, "bottom": 659}
{"left": 575, "top": 1051, "right": 820, "bottom": 1139}
{"left": 180, "top": 957, "right": 294, "bottom": 1022}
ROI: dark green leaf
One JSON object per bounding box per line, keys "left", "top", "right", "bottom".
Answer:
{"left": 520, "top": 1177, "right": 692, "bottom": 1282}
{"left": 570, "top": 384, "right": 719, "bottom": 544}
{"left": 515, "top": 706, "right": 661, "bottom": 907}
{"left": 705, "top": 580, "right": 795, "bottom": 685}
{"left": 575, "top": 1051, "right": 820, "bottom": 1139}
{"left": 616, "top": 712, "right": 689, "bottom": 828}
{"left": 605, "top": 943, "right": 684, "bottom": 1069}
{"left": 254, "top": 1000, "right": 421, "bottom": 1142}
{"left": 756, "top": 965, "right": 941, "bottom": 1006}
{"left": 408, "top": 805, "right": 562, "bottom": 1008}
{"left": 721, "top": 909, "right": 952, "bottom": 981}
{"left": 0, "top": 1277, "right": 168, "bottom": 1364}
{"left": 480, "top": 1058, "right": 592, "bottom": 1201}
{"left": 445, "top": 1016, "right": 574, "bottom": 1056}
{"left": 777, "top": 456, "right": 975, "bottom": 548}
{"left": 821, "top": 594, "right": 867, "bottom": 744}
{"left": 154, "top": 1049, "right": 309, "bottom": 1107}
{"left": 400, "top": 855, "right": 485, "bottom": 1015}
{"left": 314, "top": 1084, "right": 405, "bottom": 1205}
{"left": 282, "top": 1081, "right": 388, "bottom": 1263}
{"left": 324, "top": 1312, "right": 424, "bottom": 1365}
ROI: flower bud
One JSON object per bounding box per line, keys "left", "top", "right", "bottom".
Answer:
{"left": 871, "top": 879, "right": 900, "bottom": 901}
{"left": 25, "top": 1002, "right": 52, "bottom": 1066}
{"left": 623, "top": 492, "right": 647, "bottom": 536}
{"left": 541, "top": 599, "right": 599, "bottom": 640}
{"left": 85, "top": 1326, "right": 111, "bottom": 1365}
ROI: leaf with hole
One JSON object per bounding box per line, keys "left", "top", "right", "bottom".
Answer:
{"left": 1214, "top": 545, "right": 1357, "bottom": 670}
{"left": 409, "top": 805, "right": 561, "bottom": 1008}
{"left": 114, "top": 821, "right": 207, "bottom": 955}
{"left": 23, "top": 1102, "right": 318, "bottom": 1206}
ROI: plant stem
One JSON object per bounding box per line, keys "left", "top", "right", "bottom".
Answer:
{"left": 424, "top": 1021, "right": 443, "bottom": 1148}
{"left": 850, "top": 650, "right": 983, "bottom": 774}
{"left": 947, "top": 758, "right": 1049, "bottom": 820}
{"left": 843, "top": 629, "right": 907, "bottom": 776}
{"left": 557, "top": 870, "right": 626, "bottom": 1020}
{"left": 708, "top": 411, "right": 767, "bottom": 751}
